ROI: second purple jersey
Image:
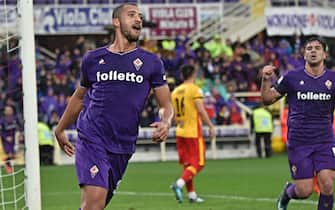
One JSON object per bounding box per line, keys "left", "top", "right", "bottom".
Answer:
{"left": 77, "top": 47, "right": 166, "bottom": 154}
{"left": 275, "top": 68, "right": 335, "bottom": 147}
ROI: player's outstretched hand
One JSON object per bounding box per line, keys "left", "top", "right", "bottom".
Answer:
{"left": 262, "top": 65, "right": 276, "bottom": 80}
{"left": 54, "top": 129, "right": 75, "bottom": 157}
{"left": 150, "top": 121, "right": 170, "bottom": 143}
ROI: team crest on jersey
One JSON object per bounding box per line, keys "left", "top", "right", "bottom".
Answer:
{"left": 133, "top": 58, "right": 143, "bottom": 70}
{"left": 325, "top": 80, "right": 332, "bottom": 90}
{"left": 299, "top": 80, "right": 304, "bottom": 85}
{"left": 90, "top": 165, "right": 99, "bottom": 178}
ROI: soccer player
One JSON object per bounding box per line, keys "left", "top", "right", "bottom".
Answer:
{"left": 0, "top": 105, "right": 21, "bottom": 174}
{"left": 170, "top": 64, "right": 215, "bottom": 203}
{"left": 54, "top": 3, "right": 173, "bottom": 210}
{"left": 261, "top": 37, "right": 335, "bottom": 210}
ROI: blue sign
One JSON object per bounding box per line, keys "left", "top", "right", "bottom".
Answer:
{"left": 34, "top": 6, "right": 113, "bottom": 34}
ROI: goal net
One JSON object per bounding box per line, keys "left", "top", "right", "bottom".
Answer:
{"left": 0, "top": 0, "right": 41, "bottom": 209}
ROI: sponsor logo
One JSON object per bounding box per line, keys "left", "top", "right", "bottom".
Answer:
{"left": 99, "top": 58, "right": 106, "bottom": 65}
{"left": 96, "top": 70, "right": 144, "bottom": 83}
{"left": 297, "top": 91, "right": 331, "bottom": 100}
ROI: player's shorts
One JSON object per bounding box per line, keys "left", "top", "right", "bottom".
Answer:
{"left": 176, "top": 136, "right": 206, "bottom": 167}
{"left": 287, "top": 142, "right": 335, "bottom": 180}
{"left": 75, "top": 138, "right": 132, "bottom": 204}
{"left": 1, "top": 137, "right": 15, "bottom": 154}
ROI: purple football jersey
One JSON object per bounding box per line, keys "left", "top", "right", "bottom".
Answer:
{"left": 275, "top": 68, "right": 335, "bottom": 147}
{"left": 0, "top": 117, "right": 20, "bottom": 154}
{"left": 77, "top": 47, "right": 166, "bottom": 154}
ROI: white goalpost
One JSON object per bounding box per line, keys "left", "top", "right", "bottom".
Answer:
{"left": 19, "top": 0, "right": 42, "bottom": 209}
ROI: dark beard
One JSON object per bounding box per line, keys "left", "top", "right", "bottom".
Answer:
{"left": 125, "top": 33, "right": 139, "bottom": 43}
{"left": 120, "top": 23, "right": 139, "bottom": 43}
{"left": 308, "top": 60, "right": 322, "bottom": 67}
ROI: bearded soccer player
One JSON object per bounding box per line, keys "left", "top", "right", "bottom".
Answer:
{"left": 261, "top": 37, "right": 335, "bottom": 210}
{"left": 54, "top": 3, "right": 173, "bottom": 210}
{"left": 170, "top": 64, "right": 215, "bottom": 203}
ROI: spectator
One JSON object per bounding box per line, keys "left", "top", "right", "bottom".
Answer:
{"left": 38, "top": 119, "right": 54, "bottom": 165}
{"left": 251, "top": 104, "right": 273, "bottom": 158}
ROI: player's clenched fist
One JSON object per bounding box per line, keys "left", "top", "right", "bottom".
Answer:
{"left": 261, "top": 65, "right": 276, "bottom": 80}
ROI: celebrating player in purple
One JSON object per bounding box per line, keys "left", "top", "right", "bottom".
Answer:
{"left": 54, "top": 3, "right": 173, "bottom": 210}
{"left": 0, "top": 105, "right": 21, "bottom": 174}
{"left": 261, "top": 37, "right": 335, "bottom": 210}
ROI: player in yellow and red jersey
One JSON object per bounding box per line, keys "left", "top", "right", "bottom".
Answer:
{"left": 170, "top": 64, "right": 215, "bottom": 203}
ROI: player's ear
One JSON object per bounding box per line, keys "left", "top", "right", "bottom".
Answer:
{"left": 323, "top": 51, "right": 327, "bottom": 60}
{"left": 303, "top": 51, "right": 307, "bottom": 60}
{"left": 112, "top": 18, "right": 120, "bottom": 28}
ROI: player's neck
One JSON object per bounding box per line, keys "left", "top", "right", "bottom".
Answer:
{"left": 108, "top": 39, "right": 137, "bottom": 53}
{"left": 183, "top": 78, "right": 195, "bottom": 84}
{"left": 305, "top": 63, "right": 325, "bottom": 77}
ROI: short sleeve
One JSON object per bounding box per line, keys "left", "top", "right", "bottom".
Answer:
{"left": 80, "top": 53, "right": 91, "bottom": 88}
{"left": 150, "top": 57, "right": 167, "bottom": 88}
{"left": 193, "top": 86, "right": 204, "bottom": 100}
{"left": 273, "top": 73, "right": 289, "bottom": 95}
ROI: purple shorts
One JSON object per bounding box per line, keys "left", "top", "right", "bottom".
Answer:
{"left": 1, "top": 137, "right": 15, "bottom": 154}
{"left": 287, "top": 142, "right": 335, "bottom": 179}
{"left": 75, "top": 138, "right": 132, "bottom": 204}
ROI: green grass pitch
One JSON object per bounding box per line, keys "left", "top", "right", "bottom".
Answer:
{"left": 40, "top": 154, "right": 319, "bottom": 210}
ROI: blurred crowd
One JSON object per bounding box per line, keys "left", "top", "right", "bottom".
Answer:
{"left": 1, "top": 32, "right": 335, "bottom": 132}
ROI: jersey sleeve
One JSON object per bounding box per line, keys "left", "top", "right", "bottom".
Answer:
{"left": 273, "top": 73, "right": 289, "bottom": 95}
{"left": 193, "top": 86, "right": 204, "bottom": 100}
{"left": 150, "top": 57, "right": 167, "bottom": 88}
{"left": 80, "top": 53, "right": 91, "bottom": 88}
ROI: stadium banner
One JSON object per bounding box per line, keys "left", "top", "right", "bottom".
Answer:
{"left": 148, "top": 6, "right": 197, "bottom": 37}
{"left": 265, "top": 7, "right": 335, "bottom": 37}
{"left": 1, "top": 3, "right": 222, "bottom": 38}
{"left": 34, "top": 6, "right": 113, "bottom": 35}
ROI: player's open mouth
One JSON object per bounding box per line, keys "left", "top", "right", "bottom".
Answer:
{"left": 132, "top": 25, "right": 141, "bottom": 31}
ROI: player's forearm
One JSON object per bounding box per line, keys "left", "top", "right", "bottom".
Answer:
{"left": 261, "top": 78, "right": 276, "bottom": 105}
{"left": 160, "top": 104, "right": 174, "bottom": 127}
{"left": 199, "top": 110, "right": 214, "bottom": 129}
{"left": 55, "top": 92, "right": 83, "bottom": 132}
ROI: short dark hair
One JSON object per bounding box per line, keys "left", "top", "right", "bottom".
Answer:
{"left": 112, "top": 3, "right": 138, "bottom": 19}
{"left": 181, "top": 64, "right": 195, "bottom": 80}
{"left": 304, "top": 36, "right": 328, "bottom": 51}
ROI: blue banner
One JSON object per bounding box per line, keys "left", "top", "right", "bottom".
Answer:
{"left": 265, "top": 7, "right": 335, "bottom": 37}
{"left": 34, "top": 6, "right": 113, "bottom": 34}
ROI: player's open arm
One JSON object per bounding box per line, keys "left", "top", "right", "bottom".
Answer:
{"left": 150, "top": 85, "right": 174, "bottom": 142}
{"left": 55, "top": 86, "right": 87, "bottom": 133}
{"left": 54, "top": 86, "right": 87, "bottom": 156}
{"left": 195, "top": 99, "right": 215, "bottom": 139}
{"left": 153, "top": 85, "right": 174, "bottom": 127}
{"left": 261, "top": 65, "right": 282, "bottom": 105}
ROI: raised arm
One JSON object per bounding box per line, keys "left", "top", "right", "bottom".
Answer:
{"left": 261, "top": 65, "right": 282, "bottom": 105}
{"left": 54, "top": 86, "right": 87, "bottom": 156}
{"left": 150, "top": 84, "right": 174, "bottom": 142}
